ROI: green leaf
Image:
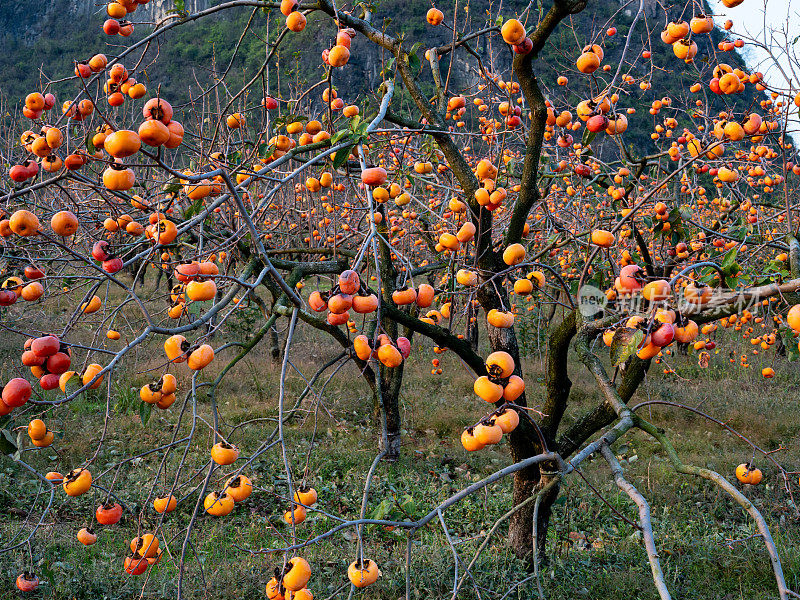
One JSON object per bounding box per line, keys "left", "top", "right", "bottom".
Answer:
{"left": 333, "top": 144, "right": 354, "bottom": 169}
{"left": 398, "top": 494, "right": 417, "bottom": 517}
{"left": 163, "top": 182, "right": 181, "bottom": 195}
{"left": 784, "top": 330, "right": 799, "bottom": 362}
{"left": 610, "top": 328, "right": 644, "bottom": 366}
{"left": 407, "top": 53, "right": 421, "bottom": 72}
{"left": 724, "top": 274, "right": 739, "bottom": 289}
{"left": 370, "top": 498, "right": 392, "bottom": 520}
{"left": 505, "top": 159, "right": 516, "bottom": 177}
{"left": 331, "top": 129, "right": 350, "bottom": 145}
{"left": 721, "top": 247, "right": 738, "bottom": 270}
{"left": 183, "top": 197, "right": 204, "bottom": 218}
{"left": 1, "top": 427, "right": 18, "bottom": 456}
{"left": 258, "top": 143, "right": 275, "bottom": 159}
{"left": 139, "top": 402, "right": 152, "bottom": 427}
{"left": 85, "top": 130, "right": 96, "bottom": 155}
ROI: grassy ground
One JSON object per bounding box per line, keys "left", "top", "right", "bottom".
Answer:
{"left": 1, "top": 286, "right": 800, "bottom": 599}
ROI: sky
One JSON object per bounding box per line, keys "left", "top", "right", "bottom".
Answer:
{"left": 706, "top": 0, "right": 800, "bottom": 140}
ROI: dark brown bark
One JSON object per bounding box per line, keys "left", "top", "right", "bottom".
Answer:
{"left": 377, "top": 361, "right": 404, "bottom": 461}
{"left": 375, "top": 206, "right": 405, "bottom": 461}
{"left": 492, "top": 0, "right": 588, "bottom": 560}
{"left": 540, "top": 311, "right": 577, "bottom": 441}
{"left": 268, "top": 323, "right": 280, "bottom": 362}
{"left": 466, "top": 300, "right": 480, "bottom": 350}
{"left": 476, "top": 265, "right": 560, "bottom": 561}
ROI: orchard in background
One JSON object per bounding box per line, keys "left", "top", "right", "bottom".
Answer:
{"left": 2, "top": 0, "right": 800, "bottom": 597}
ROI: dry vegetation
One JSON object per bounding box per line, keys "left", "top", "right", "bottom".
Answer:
{"left": 2, "top": 275, "right": 799, "bottom": 598}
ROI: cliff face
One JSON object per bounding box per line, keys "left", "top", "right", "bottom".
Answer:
{"left": 0, "top": 0, "right": 213, "bottom": 44}
{"left": 127, "top": 0, "right": 214, "bottom": 21}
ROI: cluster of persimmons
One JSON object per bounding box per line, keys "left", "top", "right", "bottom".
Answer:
{"left": 3, "top": 0, "right": 800, "bottom": 594}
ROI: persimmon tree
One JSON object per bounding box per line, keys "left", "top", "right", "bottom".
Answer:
{"left": 2, "top": 0, "right": 800, "bottom": 597}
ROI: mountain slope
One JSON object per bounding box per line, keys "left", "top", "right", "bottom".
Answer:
{"left": 0, "top": 0, "right": 767, "bottom": 160}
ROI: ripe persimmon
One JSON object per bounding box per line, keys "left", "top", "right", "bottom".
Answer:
{"left": 486, "top": 351, "right": 514, "bottom": 378}
{"left": 286, "top": 11, "right": 307, "bottom": 32}
{"left": 347, "top": 559, "right": 381, "bottom": 588}
{"left": 224, "top": 476, "right": 252, "bottom": 502}
{"left": 735, "top": 463, "right": 763, "bottom": 484}
{"left": 63, "top": 468, "right": 92, "bottom": 496}
{"left": 284, "top": 505, "right": 307, "bottom": 524}
{"left": 338, "top": 270, "right": 360, "bottom": 294}
{"left": 473, "top": 421, "right": 503, "bottom": 445}
{"left": 426, "top": 8, "right": 444, "bottom": 25}
{"left": 474, "top": 376, "right": 503, "bottom": 403}
{"left": 502, "top": 375, "right": 525, "bottom": 402}
{"left": 352, "top": 294, "right": 378, "bottom": 314}
{"left": 82, "top": 364, "right": 104, "bottom": 389}
{"left": 153, "top": 494, "right": 178, "bottom": 513}
{"left": 123, "top": 554, "right": 149, "bottom": 575}
{"left": 2, "top": 378, "right": 32, "bottom": 408}
{"left": 27, "top": 419, "right": 47, "bottom": 440}
{"left": 31, "top": 430, "right": 54, "bottom": 447}
{"left": 104, "top": 130, "right": 141, "bottom": 158}
{"left": 502, "top": 243, "right": 526, "bottom": 266}
{"left": 130, "top": 533, "right": 160, "bottom": 558}
{"left": 96, "top": 502, "right": 123, "bottom": 525}
{"left": 361, "top": 167, "right": 387, "bottom": 187}
{"left": 164, "top": 335, "right": 189, "bottom": 363}
{"left": 392, "top": 287, "right": 416, "bottom": 305}
{"left": 21, "top": 282, "right": 44, "bottom": 301}
{"left": 103, "top": 164, "right": 135, "bottom": 190}
{"left": 186, "top": 279, "right": 217, "bottom": 302}
{"left": 495, "top": 407, "right": 520, "bottom": 433}
{"left": 143, "top": 98, "right": 173, "bottom": 124}
{"left": 293, "top": 486, "right": 317, "bottom": 506}
{"left": 211, "top": 441, "right": 239, "bottom": 465}
{"left": 9, "top": 210, "right": 40, "bottom": 237}
{"left": 461, "top": 428, "right": 484, "bottom": 451}
{"left": 77, "top": 527, "right": 97, "bottom": 545}
{"left": 281, "top": 557, "right": 312, "bottom": 591}
{"left": 138, "top": 120, "right": 170, "bottom": 146}
{"left": 16, "top": 573, "right": 39, "bottom": 592}
{"left": 500, "top": 19, "right": 525, "bottom": 45}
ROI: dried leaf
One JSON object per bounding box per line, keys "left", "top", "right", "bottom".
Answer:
{"left": 610, "top": 328, "right": 644, "bottom": 366}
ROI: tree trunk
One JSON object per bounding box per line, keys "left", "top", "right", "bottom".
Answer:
{"left": 466, "top": 300, "right": 479, "bottom": 351}
{"left": 374, "top": 204, "right": 404, "bottom": 461}
{"left": 377, "top": 362, "right": 403, "bottom": 461}
{"left": 508, "top": 468, "right": 559, "bottom": 562}
{"left": 268, "top": 323, "right": 280, "bottom": 362}
{"left": 479, "top": 282, "right": 558, "bottom": 563}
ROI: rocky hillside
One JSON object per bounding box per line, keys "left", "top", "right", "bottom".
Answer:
{"left": 0, "top": 0, "right": 212, "bottom": 43}
{"left": 0, "top": 0, "right": 767, "bottom": 158}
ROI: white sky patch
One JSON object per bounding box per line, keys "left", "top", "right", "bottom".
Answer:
{"left": 705, "top": 0, "right": 800, "bottom": 142}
